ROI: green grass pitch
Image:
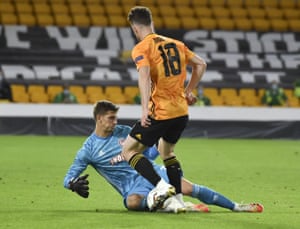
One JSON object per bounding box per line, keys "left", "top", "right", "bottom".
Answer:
{"left": 0, "top": 135, "right": 299, "bottom": 229}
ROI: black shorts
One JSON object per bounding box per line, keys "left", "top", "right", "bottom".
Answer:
{"left": 129, "top": 115, "right": 188, "bottom": 147}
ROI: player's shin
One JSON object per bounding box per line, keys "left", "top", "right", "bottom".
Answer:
{"left": 164, "top": 156, "right": 182, "bottom": 194}
{"left": 191, "top": 184, "right": 235, "bottom": 210}
{"left": 164, "top": 156, "right": 186, "bottom": 207}
{"left": 128, "top": 153, "right": 161, "bottom": 186}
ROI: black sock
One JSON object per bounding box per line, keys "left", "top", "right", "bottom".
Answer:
{"left": 164, "top": 156, "right": 182, "bottom": 194}
{"left": 129, "top": 153, "right": 161, "bottom": 186}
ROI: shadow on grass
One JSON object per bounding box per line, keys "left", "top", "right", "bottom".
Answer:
{"left": 0, "top": 208, "right": 268, "bottom": 214}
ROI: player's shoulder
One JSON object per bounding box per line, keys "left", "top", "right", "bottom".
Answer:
{"left": 159, "top": 34, "right": 183, "bottom": 45}
{"left": 83, "top": 133, "right": 97, "bottom": 146}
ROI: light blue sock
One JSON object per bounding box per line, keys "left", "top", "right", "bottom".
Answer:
{"left": 192, "top": 184, "right": 235, "bottom": 210}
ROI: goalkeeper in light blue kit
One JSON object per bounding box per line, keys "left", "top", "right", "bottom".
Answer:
{"left": 64, "top": 100, "right": 263, "bottom": 213}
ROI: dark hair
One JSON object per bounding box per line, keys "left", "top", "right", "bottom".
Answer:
{"left": 93, "top": 100, "right": 119, "bottom": 120}
{"left": 127, "top": 6, "right": 152, "bottom": 25}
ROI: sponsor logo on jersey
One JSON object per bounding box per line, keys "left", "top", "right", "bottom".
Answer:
{"left": 134, "top": 55, "right": 144, "bottom": 64}
{"left": 110, "top": 154, "right": 125, "bottom": 165}
{"left": 98, "top": 150, "right": 105, "bottom": 157}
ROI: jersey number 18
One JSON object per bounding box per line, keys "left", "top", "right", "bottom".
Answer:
{"left": 158, "top": 42, "right": 181, "bottom": 77}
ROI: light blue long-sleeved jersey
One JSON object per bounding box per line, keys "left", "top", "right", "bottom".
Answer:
{"left": 63, "top": 125, "right": 160, "bottom": 199}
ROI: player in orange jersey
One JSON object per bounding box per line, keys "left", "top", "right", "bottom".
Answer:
{"left": 120, "top": 6, "right": 207, "bottom": 212}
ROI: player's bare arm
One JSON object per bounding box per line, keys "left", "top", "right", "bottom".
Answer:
{"left": 185, "top": 55, "right": 207, "bottom": 105}
{"left": 185, "top": 55, "right": 206, "bottom": 94}
{"left": 138, "top": 65, "right": 151, "bottom": 127}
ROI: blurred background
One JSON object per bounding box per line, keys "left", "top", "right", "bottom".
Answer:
{"left": 0, "top": 0, "right": 299, "bottom": 138}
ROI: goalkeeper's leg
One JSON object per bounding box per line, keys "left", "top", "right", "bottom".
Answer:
{"left": 182, "top": 178, "right": 263, "bottom": 212}
{"left": 125, "top": 194, "right": 148, "bottom": 211}
{"left": 182, "top": 179, "right": 236, "bottom": 209}
{"left": 190, "top": 184, "right": 235, "bottom": 210}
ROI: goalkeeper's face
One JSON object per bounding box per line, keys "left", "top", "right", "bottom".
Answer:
{"left": 97, "top": 111, "right": 118, "bottom": 134}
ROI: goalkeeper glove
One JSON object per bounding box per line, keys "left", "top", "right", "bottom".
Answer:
{"left": 69, "top": 174, "right": 89, "bottom": 198}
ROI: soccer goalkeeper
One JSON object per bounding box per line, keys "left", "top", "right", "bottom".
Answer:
{"left": 63, "top": 100, "right": 263, "bottom": 213}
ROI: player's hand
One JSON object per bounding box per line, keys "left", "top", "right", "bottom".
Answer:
{"left": 186, "top": 92, "right": 197, "bottom": 105}
{"left": 141, "top": 113, "right": 151, "bottom": 127}
{"left": 69, "top": 174, "right": 89, "bottom": 198}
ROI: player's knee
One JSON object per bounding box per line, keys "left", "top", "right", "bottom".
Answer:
{"left": 126, "top": 195, "right": 144, "bottom": 211}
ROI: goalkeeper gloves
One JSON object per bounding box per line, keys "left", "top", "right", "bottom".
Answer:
{"left": 69, "top": 174, "right": 89, "bottom": 198}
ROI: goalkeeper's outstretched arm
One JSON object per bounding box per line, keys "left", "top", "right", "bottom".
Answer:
{"left": 63, "top": 149, "right": 90, "bottom": 198}
{"left": 69, "top": 174, "right": 90, "bottom": 198}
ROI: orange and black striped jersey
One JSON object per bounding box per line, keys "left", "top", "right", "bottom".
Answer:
{"left": 132, "top": 33, "right": 195, "bottom": 120}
